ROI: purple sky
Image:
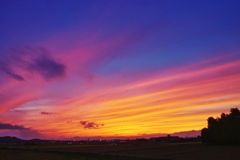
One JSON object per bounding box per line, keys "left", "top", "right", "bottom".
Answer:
{"left": 0, "top": 0, "right": 240, "bottom": 139}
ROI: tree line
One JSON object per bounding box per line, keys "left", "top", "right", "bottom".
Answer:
{"left": 201, "top": 108, "right": 240, "bottom": 145}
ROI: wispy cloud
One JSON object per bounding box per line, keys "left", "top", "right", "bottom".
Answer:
{"left": 0, "top": 62, "right": 24, "bottom": 81}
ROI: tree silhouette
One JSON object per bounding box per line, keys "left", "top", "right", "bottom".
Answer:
{"left": 201, "top": 108, "right": 240, "bottom": 145}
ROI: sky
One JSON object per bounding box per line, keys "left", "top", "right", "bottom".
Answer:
{"left": 0, "top": 0, "right": 240, "bottom": 140}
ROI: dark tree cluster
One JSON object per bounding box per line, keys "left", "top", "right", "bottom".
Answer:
{"left": 201, "top": 108, "right": 240, "bottom": 145}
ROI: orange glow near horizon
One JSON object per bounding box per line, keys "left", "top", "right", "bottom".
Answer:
{"left": 8, "top": 55, "right": 237, "bottom": 139}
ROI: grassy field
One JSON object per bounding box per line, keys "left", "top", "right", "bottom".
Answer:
{"left": 1, "top": 142, "right": 240, "bottom": 160}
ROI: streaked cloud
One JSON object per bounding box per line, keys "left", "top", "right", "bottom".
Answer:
{"left": 0, "top": 61, "right": 24, "bottom": 81}
{"left": 41, "top": 111, "right": 57, "bottom": 115}
{"left": 1, "top": 1, "right": 240, "bottom": 139}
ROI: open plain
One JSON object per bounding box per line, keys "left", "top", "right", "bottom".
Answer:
{"left": 1, "top": 142, "right": 240, "bottom": 160}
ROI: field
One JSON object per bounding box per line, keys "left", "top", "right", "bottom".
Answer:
{"left": 1, "top": 142, "right": 240, "bottom": 160}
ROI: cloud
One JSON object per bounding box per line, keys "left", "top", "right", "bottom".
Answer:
{"left": 0, "top": 62, "right": 24, "bottom": 81}
{"left": 80, "top": 121, "right": 87, "bottom": 125}
{"left": 28, "top": 55, "right": 66, "bottom": 80}
{"left": 1, "top": 46, "right": 66, "bottom": 81}
{"left": 0, "top": 123, "right": 29, "bottom": 130}
{"left": 0, "top": 123, "right": 44, "bottom": 139}
{"left": 80, "top": 121, "right": 104, "bottom": 129}
{"left": 41, "top": 111, "right": 57, "bottom": 115}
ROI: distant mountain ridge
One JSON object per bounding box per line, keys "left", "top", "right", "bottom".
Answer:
{"left": 0, "top": 136, "right": 25, "bottom": 143}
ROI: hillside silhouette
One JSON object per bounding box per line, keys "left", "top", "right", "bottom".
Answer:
{"left": 201, "top": 108, "right": 240, "bottom": 145}
{"left": 0, "top": 136, "right": 24, "bottom": 143}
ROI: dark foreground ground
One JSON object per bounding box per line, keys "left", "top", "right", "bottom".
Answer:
{"left": 1, "top": 142, "right": 240, "bottom": 160}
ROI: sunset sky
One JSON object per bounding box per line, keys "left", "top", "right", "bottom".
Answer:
{"left": 0, "top": 0, "right": 240, "bottom": 140}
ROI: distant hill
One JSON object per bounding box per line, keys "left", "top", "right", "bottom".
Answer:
{"left": 0, "top": 136, "right": 25, "bottom": 143}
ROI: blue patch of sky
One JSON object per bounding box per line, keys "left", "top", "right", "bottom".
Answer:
{"left": 1, "top": 0, "right": 240, "bottom": 61}
{"left": 93, "top": 30, "right": 240, "bottom": 76}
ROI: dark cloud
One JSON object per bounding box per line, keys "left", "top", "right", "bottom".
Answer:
{"left": 0, "top": 123, "right": 44, "bottom": 139}
{"left": 80, "top": 121, "right": 87, "bottom": 125}
{"left": 80, "top": 121, "right": 104, "bottom": 129}
{"left": 1, "top": 46, "right": 66, "bottom": 81}
{"left": 0, "top": 62, "right": 24, "bottom": 81}
{"left": 0, "top": 123, "right": 29, "bottom": 130}
{"left": 28, "top": 55, "right": 66, "bottom": 80}
{"left": 41, "top": 111, "right": 56, "bottom": 115}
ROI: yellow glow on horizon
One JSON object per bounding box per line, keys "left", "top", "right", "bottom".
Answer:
{"left": 14, "top": 57, "right": 240, "bottom": 139}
